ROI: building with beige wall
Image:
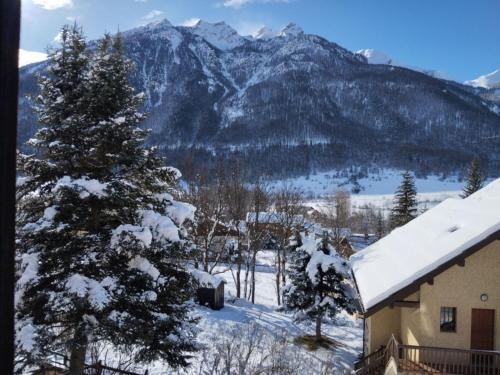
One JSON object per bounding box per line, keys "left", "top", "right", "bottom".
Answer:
{"left": 351, "top": 179, "right": 500, "bottom": 374}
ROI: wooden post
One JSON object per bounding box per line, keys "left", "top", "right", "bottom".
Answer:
{"left": 95, "top": 360, "right": 103, "bottom": 375}
{"left": 0, "top": 0, "right": 21, "bottom": 374}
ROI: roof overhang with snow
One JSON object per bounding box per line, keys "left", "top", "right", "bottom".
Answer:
{"left": 350, "top": 178, "right": 500, "bottom": 318}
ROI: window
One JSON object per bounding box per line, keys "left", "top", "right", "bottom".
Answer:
{"left": 440, "top": 307, "right": 457, "bottom": 332}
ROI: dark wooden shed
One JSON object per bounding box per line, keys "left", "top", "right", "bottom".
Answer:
{"left": 197, "top": 282, "right": 225, "bottom": 310}
{"left": 192, "top": 269, "right": 225, "bottom": 310}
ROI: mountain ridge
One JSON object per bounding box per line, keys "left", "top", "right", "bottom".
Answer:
{"left": 18, "top": 19, "right": 500, "bottom": 180}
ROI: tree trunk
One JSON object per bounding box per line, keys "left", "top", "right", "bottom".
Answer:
{"left": 236, "top": 261, "right": 241, "bottom": 298}
{"left": 251, "top": 249, "right": 256, "bottom": 304}
{"left": 203, "top": 246, "right": 209, "bottom": 272}
{"left": 243, "top": 262, "right": 249, "bottom": 299}
{"left": 281, "top": 249, "right": 286, "bottom": 287}
{"left": 69, "top": 327, "right": 88, "bottom": 375}
{"left": 315, "top": 315, "right": 322, "bottom": 341}
{"left": 276, "top": 248, "right": 281, "bottom": 305}
{"left": 236, "top": 238, "right": 241, "bottom": 298}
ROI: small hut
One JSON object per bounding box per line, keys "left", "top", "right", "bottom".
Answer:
{"left": 191, "top": 269, "right": 225, "bottom": 310}
{"left": 335, "top": 236, "right": 355, "bottom": 259}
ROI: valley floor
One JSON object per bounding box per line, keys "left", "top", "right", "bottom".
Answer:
{"left": 268, "top": 168, "right": 465, "bottom": 199}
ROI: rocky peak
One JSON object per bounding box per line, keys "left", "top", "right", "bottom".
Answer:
{"left": 254, "top": 26, "right": 277, "bottom": 40}
{"left": 278, "top": 22, "right": 304, "bottom": 38}
{"left": 189, "top": 20, "right": 245, "bottom": 50}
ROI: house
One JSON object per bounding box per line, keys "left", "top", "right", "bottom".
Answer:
{"left": 350, "top": 179, "right": 500, "bottom": 374}
{"left": 335, "top": 236, "right": 355, "bottom": 259}
{"left": 246, "top": 212, "right": 304, "bottom": 233}
{"left": 191, "top": 269, "right": 225, "bottom": 310}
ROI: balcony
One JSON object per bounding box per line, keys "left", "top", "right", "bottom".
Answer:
{"left": 355, "top": 336, "right": 500, "bottom": 375}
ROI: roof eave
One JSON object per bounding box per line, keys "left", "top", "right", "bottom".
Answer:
{"left": 356, "top": 229, "right": 500, "bottom": 318}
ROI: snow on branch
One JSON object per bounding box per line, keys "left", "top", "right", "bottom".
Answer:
{"left": 52, "top": 176, "right": 109, "bottom": 199}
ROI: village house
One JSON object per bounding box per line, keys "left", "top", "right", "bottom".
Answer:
{"left": 351, "top": 179, "right": 500, "bottom": 374}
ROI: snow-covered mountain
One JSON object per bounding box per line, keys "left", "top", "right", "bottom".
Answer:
{"left": 19, "top": 49, "right": 47, "bottom": 67}
{"left": 465, "top": 69, "right": 500, "bottom": 89}
{"left": 356, "top": 49, "right": 395, "bottom": 65}
{"left": 190, "top": 20, "right": 247, "bottom": 50}
{"left": 18, "top": 19, "right": 500, "bottom": 179}
{"left": 356, "top": 48, "right": 448, "bottom": 79}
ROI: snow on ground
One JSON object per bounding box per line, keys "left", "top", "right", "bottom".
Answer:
{"left": 274, "top": 168, "right": 478, "bottom": 215}
{"left": 307, "top": 190, "right": 462, "bottom": 216}
{"left": 194, "top": 252, "right": 362, "bottom": 373}
{"left": 268, "top": 168, "right": 465, "bottom": 198}
{"left": 137, "top": 250, "right": 362, "bottom": 374}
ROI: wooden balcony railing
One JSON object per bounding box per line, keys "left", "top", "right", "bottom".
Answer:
{"left": 398, "top": 344, "right": 500, "bottom": 375}
{"left": 354, "top": 345, "right": 386, "bottom": 374}
{"left": 355, "top": 335, "right": 500, "bottom": 375}
{"left": 39, "top": 351, "right": 149, "bottom": 375}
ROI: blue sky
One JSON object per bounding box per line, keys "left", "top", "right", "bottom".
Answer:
{"left": 21, "top": 0, "right": 499, "bottom": 81}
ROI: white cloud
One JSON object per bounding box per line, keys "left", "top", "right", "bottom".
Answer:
{"left": 179, "top": 18, "right": 200, "bottom": 27}
{"left": 221, "top": 0, "right": 289, "bottom": 9}
{"left": 32, "top": 0, "right": 73, "bottom": 10}
{"left": 19, "top": 49, "right": 47, "bottom": 67}
{"left": 143, "top": 9, "right": 164, "bottom": 20}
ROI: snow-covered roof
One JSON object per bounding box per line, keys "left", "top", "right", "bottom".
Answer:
{"left": 191, "top": 269, "right": 224, "bottom": 288}
{"left": 351, "top": 178, "right": 500, "bottom": 312}
{"left": 246, "top": 212, "right": 304, "bottom": 225}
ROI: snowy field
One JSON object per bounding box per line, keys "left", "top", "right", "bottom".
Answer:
{"left": 268, "top": 168, "right": 465, "bottom": 198}
{"left": 122, "top": 251, "right": 363, "bottom": 374}
{"left": 307, "top": 190, "right": 462, "bottom": 216}
{"left": 267, "top": 168, "right": 483, "bottom": 215}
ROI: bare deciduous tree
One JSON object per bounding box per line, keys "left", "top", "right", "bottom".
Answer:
{"left": 271, "top": 184, "right": 304, "bottom": 305}
{"left": 246, "top": 180, "right": 270, "bottom": 304}
{"left": 224, "top": 159, "right": 250, "bottom": 298}
{"left": 187, "top": 166, "right": 229, "bottom": 273}
{"left": 323, "top": 190, "right": 351, "bottom": 243}
{"left": 193, "top": 322, "right": 346, "bottom": 375}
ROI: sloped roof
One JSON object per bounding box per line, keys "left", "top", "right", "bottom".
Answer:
{"left": 350, "top": 178, "right": 500, "bottom": 314}
{"left": 191, "top": 269, "right": 224, "bottom": 288}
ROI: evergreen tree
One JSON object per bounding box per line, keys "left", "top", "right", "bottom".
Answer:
{"left": 282, "top": 233, "right": 355, "bottom": 341}
{"left": 461, "top": 158, "right": 483, "bottom": 198}
{"left": 390, "top": 171, "right": 418, "bottom": 229}
{"left": 16, "top": 26, "right": 197, "bottom": 375}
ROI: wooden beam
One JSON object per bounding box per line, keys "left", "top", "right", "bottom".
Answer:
{"left": 427, "top": 278, "right": 434, "bottom": 285}
{"left": 393, "top": 300, "right": 420, "bottom": 308}
{"left": 456, "top": 258, "right": 465, "bottom": 267}
{"left": 0, "top": 0, "right": 21, "bottom": 373}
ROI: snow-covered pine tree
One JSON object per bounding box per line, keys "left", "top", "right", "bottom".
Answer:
{"left": 390, "top": 171, "right": 417, "bottom": 229}
{"left": 282, "top": 232, "right": 355, "bottom": 341}
{"left": 461, "top": 158, "right": 483, "bottom": 198}
{"left": 16, "top": 27, "right": 198, "bottom": 375}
